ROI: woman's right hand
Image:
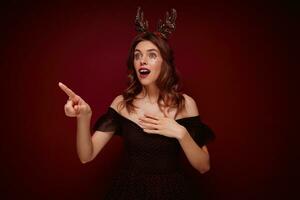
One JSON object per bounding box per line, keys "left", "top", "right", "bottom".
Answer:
{"left": 58, "top": 82, "right": 92, "bottom": 118}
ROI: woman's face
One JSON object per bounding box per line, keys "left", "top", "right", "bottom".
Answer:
{"left": 133, "top": 40, "right": 163, "bottom": 86}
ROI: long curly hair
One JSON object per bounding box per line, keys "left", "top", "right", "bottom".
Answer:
{"left": 119, "top": 32, "right": 185, "bottom": 117}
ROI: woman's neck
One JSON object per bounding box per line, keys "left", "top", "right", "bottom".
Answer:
{"left": 141, "top": 84, "right": 159, "bottom": 104}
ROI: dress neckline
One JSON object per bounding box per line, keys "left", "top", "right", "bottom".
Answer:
{"left": 108, "top": 107, "right": 199, "bottom": 130}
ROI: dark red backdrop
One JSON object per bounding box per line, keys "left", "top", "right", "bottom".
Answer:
{"left": 1, "top": 1, "right": 294, "bottom": 199}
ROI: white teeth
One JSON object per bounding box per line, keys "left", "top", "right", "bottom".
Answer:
{"left": 139, "top": 68, "right": 150, "bottom": 74}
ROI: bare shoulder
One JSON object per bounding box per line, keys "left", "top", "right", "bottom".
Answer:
{"left": 182, "top": 93, "right": 199, "bottom": 117}
{"left": 110, "top": 95, "right": 124, "bottom": 111}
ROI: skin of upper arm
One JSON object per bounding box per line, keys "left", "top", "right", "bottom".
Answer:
{"left": 183, "top": 94, "right": 209, "bottom": 152}
{"left": 182, "top": 93, "right": 199, "bottom": 117}
{"left": 89, "top": 95, "right": 124, "bottom": 161}
{"left": 90, "top": 131, "right": 114, "bottom": 160}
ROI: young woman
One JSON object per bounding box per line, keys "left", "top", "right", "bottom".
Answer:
{"left": 59, "top": 7, "right": 215, "bottom": 200}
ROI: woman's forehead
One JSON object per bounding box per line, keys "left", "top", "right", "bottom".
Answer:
{"left": 135, "top": 40, "right": 159, "bottom": 51}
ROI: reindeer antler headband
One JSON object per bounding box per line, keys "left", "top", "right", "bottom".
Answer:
{"left": 135, "top": 7, "right": 177, "bottom": 40}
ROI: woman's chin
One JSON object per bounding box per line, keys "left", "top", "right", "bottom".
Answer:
{"left": 139, "top": 79, "right": 154, "bottom": 86}
{"left": 140, "top": 81, "right": 151, "bottom": 86}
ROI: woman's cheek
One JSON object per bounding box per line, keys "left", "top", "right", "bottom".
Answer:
{"left": 152, "top": 62, "right": 162, "bottom": 80}
{"left": 149, "top": 59, "right": 162, "bottom": 70}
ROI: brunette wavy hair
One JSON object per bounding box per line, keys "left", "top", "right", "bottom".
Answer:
{"left": 119, "top": 32, "right": 185, "bottom": 117}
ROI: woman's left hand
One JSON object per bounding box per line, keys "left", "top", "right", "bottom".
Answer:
{"left": 138, "top": 113, "right": 187, "bottom": 139}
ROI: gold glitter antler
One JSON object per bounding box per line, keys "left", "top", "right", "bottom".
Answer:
{"left": 157, "top": 8, "right": 177, "bottom": 39}
{"left": 135, "top": 7, "right": 149, "bottom": 33}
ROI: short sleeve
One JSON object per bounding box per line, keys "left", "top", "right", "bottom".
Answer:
{"left": 179, "top": 116, "right": 215, "bottom": 147}
{"left": 92, "top": 107, "right": 122, "bottom": 136}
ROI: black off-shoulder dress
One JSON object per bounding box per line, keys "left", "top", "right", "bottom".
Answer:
{"left": 93, "top": 107, "right": 215, "bottom": 200}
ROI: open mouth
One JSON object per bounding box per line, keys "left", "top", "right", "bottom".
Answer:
{"left": 139, "top": 68, "right": 151, "bottom": 78}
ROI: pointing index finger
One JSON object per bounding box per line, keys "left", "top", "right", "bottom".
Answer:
{"left": 58, "top": 82, "right": 76, "bottom": 99}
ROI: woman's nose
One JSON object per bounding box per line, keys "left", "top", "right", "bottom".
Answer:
{"left": 140, "top": 55, "right": 147, "bottom": 65}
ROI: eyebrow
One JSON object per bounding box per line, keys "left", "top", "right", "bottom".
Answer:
{"left": 134, "top": 49, "right": 159, "bottom": 53}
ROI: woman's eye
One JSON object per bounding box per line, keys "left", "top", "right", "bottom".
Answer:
{"left": 149, "top": 53, "right": 157, "bottom": 58}
{"left": 134, "top": 53, "right": 141, "bottom": 60}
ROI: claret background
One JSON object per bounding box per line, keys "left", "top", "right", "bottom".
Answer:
{"left": 1, "top": 0, "right": 295, "bottom": 199}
